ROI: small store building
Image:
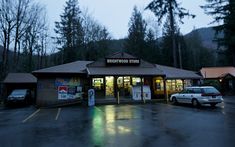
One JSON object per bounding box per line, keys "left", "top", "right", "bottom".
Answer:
{"left": 33, "top": 52, "right": 201, "bottom": 107}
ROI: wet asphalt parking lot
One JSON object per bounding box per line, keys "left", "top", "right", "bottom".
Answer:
{"left": 0, "top": 96, "right": 235, "bottom": 147}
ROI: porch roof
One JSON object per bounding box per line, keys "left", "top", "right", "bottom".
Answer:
{"left": 156, "top": 64, "right": 202, "bottom": 79}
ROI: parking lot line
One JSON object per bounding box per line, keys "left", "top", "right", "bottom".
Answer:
{"left": 55, "top": 108, "right": 61, "bottom": 120}
{"left": 22, "top": 109, "right": 40, "bottom": 123}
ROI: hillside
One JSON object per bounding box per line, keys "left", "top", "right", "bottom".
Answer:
{"left": 108, "top": 27, "right": 220, "bottom": 51}
{"left": 184, "top": 27, "right": 223, "bottom": 49}
{"left": 107, "top": 39, "right": 126, "bottom": 53}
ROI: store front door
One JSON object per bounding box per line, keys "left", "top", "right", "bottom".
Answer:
{"left": 105, "top": 76, "right": 114, "bottom": 98}
{"left": 117, "top": 76, "right": 131, "bottom": 98}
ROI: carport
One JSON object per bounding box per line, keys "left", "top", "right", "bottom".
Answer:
{"left": 3, "top": 73, "right": 37, "bottom": 103}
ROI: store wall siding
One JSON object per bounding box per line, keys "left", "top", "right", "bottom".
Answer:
{"left": 36, "top": 75, "right": 89, "bottom": 107}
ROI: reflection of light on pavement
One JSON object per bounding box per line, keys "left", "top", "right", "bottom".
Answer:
{"left": 105, "top": 106, "right": 116, "bottom": 135}
{"left": 106, "top": 125, "right": 116, "bottom": 135}
{"left": 221, "top": 102, "right": 226, "bottom": 115}
{"left": 106, "top": 125, "right": 132, "bottom": 135}
{"left": 118, "top": 126, "right": 131, "bottom": 134}
{"left": 104, "top": 106, "right": 132, "bottom": 135}
{"left": 92, "top": 109, "right": 104, "bottom": 145}
{"left": 92, "top": 105, "right": 133, "bottom": 143}
{"left": 105, "top": 107, "right": 115, "bottom": 123}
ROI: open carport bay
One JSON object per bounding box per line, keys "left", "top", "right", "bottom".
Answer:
{"left": 0, "top": 96, "right": 235, "bottom": 147}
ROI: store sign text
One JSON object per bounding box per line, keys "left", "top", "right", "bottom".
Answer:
{"left": 106, "top": 58, "right": 140, "bottom": 66}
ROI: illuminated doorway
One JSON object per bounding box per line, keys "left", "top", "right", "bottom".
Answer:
{"left": 105, "top": 76, "right": 114, "bottom": 98}
{"left": 117, "top": 76, "right": 131, "bottom": 97}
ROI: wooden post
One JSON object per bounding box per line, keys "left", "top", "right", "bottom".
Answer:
{"left": 117, "top": 91, "right": 120, "bottom": 104}
{"left": 141, "top": 77, "right": 145, "bottom": 103}
{"left": 163, "top": 77, "right": 168, "bottom": 103}
{"left": 182, "top": 79, "right": 185, "bottom": 89}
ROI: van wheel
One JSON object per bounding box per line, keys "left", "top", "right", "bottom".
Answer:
{"left": 192, "top": 99, "right": 199, "bottom": 107}
{"left": 172, "top": 97, "right": 178, "bottom": 105}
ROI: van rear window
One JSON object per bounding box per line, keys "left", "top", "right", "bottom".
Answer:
{"left": 202, "top": 88, "right": 220, "bottom": 94}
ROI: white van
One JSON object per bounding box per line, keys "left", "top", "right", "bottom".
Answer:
{"left": 170, "top": 86, "right": 223, "bottom": 107}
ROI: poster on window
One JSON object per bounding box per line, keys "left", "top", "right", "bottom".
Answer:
{"left": 58, "top": 86, "right": 68, "bottom": 100}
{"left": 56, "top": 77, "right": 83, "bottom": 100}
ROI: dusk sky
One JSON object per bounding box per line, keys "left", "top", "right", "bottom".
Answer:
{"left": 38, "top": 0, "right": 215, "bottom": 39}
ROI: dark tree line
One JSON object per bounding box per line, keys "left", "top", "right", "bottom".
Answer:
{"left": 125, "top": 0, "right": 234, "bottom": 70}
{"left": 53, "top": 0, "right": 111, "bottom": 65}
{"left": 0, "top": 0, "right": 48, "bottom": 79}
{"left": 0, "top": 0, "right": 112, "bottom": 80}
{"left": 202, "top": 0, "right": 235, "bottom": 66}
{"left": 125, "top": 6, "right": 215, "bottom": 71}
{"left": 146, "top": 0, "right": 195, "bottom": 68}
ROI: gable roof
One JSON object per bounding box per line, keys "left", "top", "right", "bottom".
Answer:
{"left": 200, "top": 67, "right": 235, "bottom": 78}
{"left": 33, "top": 61, "right": 93, "bottom": 74}
{"left": 106, "top": 52, "right": 136, "bottom": 59}
{"left": 3, "top": 73, "right": 37, "bottom": 83}
{"left": 156, "top": 64, "right": 202, "bottom": 79}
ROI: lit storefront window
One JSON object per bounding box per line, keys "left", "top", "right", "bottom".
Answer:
{"left": 132, "top": 77, "right": 141, "bottom": 86}
{"left": 105, "top": 76, "right": 114, "bottom": 97}
{"left": 92, "top": 78, "right": 104, "bottom": 90}
{"left": 176, "top": 80, "right": 183, "bottom": 91}
{"left": 155, "top": 77, "right": 164, "bottom": 91}
{"left": 166, "top": 79, "right": 183, "bottom": 91}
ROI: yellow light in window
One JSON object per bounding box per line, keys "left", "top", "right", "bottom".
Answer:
{"left": 156, "top": 79, "right": 161, "bottom": 83}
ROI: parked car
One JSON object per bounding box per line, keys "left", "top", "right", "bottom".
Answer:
{"left": 170, "top": 86, "right": 223, "bottom": 107}
{"left": 6, "top": 89, "right": 31, "bottom": 105}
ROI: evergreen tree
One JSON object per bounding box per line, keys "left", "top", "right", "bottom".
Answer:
{"left": 202, "top": 0, "right": 235, "bottom": 66}
{"left": 161, "top": 18, "right": 194, "bottom": 69}
{"left": 146, "top": 0, "right": 195, "bottom": 67}
{"left": 185, "top": 29, "right": 215, "bottom": 70}
{"left": 125, "top": 6, "right": 147, "bottom": 59}
{"left": 161, "top": 20, "right": 173, "bottom": 66}
{"left": 54, "top": 0, "right": 84, "bottom": 63}
{"left": 145, "top": 28, "right": 161, "bottom": 63}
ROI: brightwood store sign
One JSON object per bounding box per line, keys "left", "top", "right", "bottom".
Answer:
{"left": 106, "top": 58, "right": 140, "bottom": 66}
